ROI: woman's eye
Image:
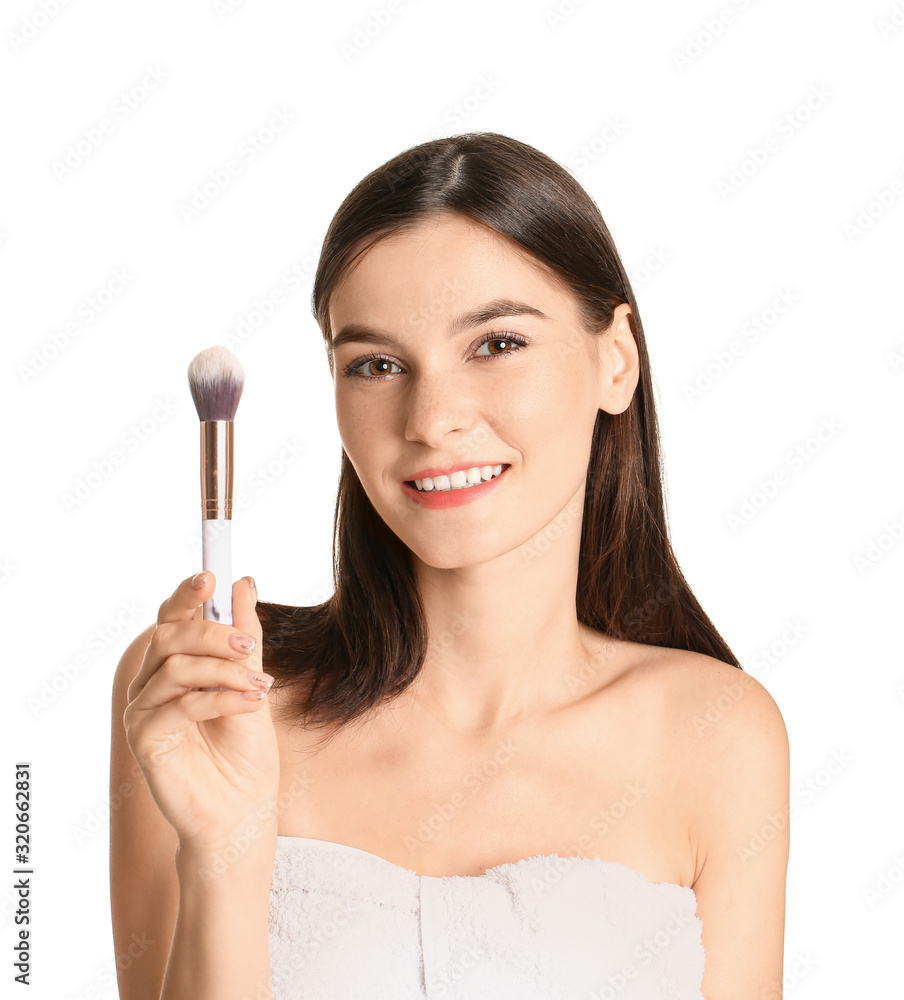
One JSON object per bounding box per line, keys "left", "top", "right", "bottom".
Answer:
{"left": 362, "top": 358, "right": 401, "bottom": 378}
{"left": 342, "top": 331, "right": 528, "bottom": 380}
{"left": 474, "top": 336, "right": 520, "bottom": 358}
{"left": 472, "top": 331, "right": 529, "bottom": 361}
{"left": 344, "top": 356, "right": 402, "bottom": 379}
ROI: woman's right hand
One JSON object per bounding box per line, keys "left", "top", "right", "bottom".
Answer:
{"left": 123, "top": 572, "right": 281, "bottom": 858}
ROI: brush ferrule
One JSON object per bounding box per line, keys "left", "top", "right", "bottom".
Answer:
{"left": 200, "top": 420, "right": 234, "bottom": 519}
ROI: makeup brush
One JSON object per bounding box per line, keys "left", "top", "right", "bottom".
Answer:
{"left": 187, "top": 347, "right": 245, "bottom": 691}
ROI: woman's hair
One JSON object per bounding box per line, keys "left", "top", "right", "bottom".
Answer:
{"left": 257, "top": 131, "right": 741, "bottom": 747}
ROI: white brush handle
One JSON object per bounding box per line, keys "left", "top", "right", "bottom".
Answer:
{"left": 202, "top": 518, "right": 232, "bottom": 624}
{"left": 201, "top": 518, "right": 232, "bottom": 692}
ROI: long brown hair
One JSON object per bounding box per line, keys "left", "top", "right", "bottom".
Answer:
{"left": 257, "top": 131, "right": 741, "bottom": 745}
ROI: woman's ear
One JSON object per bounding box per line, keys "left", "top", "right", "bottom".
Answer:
{"left": 597, "top": 304, "right": 640, "bottom": 415}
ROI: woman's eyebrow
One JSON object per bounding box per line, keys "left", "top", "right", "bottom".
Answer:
{"left": 329, "top": 298, "right": 549, "bottom": 353}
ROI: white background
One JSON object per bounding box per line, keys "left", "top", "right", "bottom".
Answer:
{"left": 4, "top": 0, "right": 903, "bottom": 996}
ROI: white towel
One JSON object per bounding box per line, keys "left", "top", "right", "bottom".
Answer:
{"left": 269, "top": 836, "right": 705, "bottom": 999}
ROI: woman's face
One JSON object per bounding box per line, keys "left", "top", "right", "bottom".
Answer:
{"left": 327, "top": 212, "right": 637, "bottom": 569}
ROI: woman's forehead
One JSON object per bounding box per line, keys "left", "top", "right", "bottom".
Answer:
{"left": 330, "top": 221, "right": 571, "bottom": 325}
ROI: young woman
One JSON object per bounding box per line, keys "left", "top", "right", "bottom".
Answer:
{"left": 110, "top": 132, "right": 789, "bottom": 999}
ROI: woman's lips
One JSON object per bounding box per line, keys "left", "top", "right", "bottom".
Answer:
{"left": 401, "top": 465, "right": 510, "bottom": 508}
{"left": 401, "top": 461, "right": 509, "bottom": 482}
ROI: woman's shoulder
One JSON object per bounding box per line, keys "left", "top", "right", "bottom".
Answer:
{"left": 584, "top": 632, "right": 787, "bottom": 767}
{"left": 650, "top": 644, "right": 784, "bottom": 740}
{"left": 605, "top": 636, "right": 781, "bottom": 725}
{"left": 623, "top": 641, "right": 789, "bottom": 813}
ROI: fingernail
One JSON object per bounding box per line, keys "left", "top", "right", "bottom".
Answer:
{"left": 228, "top": 633, "right": 257, "bottom": 654}
{"left": 247, "top": 669, "right": 274, "bottom": 690}
{"left": 191, "top": 572, "right": 209, "bottom": 590}
{"left": 242, "top": 689, "right": 266, "bottom": 701}
{"left": 246, "top": 576, "right": 256, "bottom": 591}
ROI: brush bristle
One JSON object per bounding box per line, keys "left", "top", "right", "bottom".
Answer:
{"left": 187, "top": 346, "right": 245, "bottom": 421}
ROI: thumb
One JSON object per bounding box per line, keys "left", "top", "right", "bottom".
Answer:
{"left": 230, "top": 575, "right": 263, "bottom": 673}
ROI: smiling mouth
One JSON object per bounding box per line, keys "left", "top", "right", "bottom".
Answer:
{"left": 405, "top": 464, "right": 510, "bottom": 492}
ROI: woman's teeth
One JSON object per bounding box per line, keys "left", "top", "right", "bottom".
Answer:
{"left": 414, "top": 465, "right": 505, "bottom": 492}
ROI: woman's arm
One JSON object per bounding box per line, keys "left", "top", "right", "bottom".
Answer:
{"left": 110, "top": 623, "right": 181, "bottom": 999}
{"left": 162, "top": 841, "right": 275, "bottom": 999}
{"left": 688, "top": 663, "right": 790, "bottom": 999}
{"left": 110, "top": 620, "right": 277, "bottom": 1000}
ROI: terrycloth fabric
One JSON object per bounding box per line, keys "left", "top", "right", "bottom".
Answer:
{"left": 269, "top": 835, "right": 705, "bottom": 999}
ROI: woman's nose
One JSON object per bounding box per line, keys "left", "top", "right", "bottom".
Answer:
{"left": 402, "top": 377, "right": 470, "bottom": 448}
{"left": 402, "top": 377, "right": 498, "bottom": 466}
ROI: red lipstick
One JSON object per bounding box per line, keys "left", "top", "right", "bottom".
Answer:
{"left": 401, "top": 460, "right": 509, "bottom": 483}
{"left": 401, "top": 465, "right": 510, "bottom": 509}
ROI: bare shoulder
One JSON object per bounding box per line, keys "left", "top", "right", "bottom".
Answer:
{"left": 629, "top": 648, "right": 790, "bottom": 992}
{"left": 579, "top": 632, "right": 788, "bottom": 803}
{"left": 612, "top": 641, "right": 789, "bottom": 830}
{"left": 627, "top": 642, "right": 787, "bottom": 752}
{"left": 636, "top": 642, "right": 789, "bottom": 855}
{"left": 568, "top": 634, "right": 789, "bottom": 990}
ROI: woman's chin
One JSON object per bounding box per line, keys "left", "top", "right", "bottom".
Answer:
{"left": 407, "top": 537, "right": 516, "bottom": 572}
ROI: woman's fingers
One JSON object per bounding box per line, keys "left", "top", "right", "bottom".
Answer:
{"left": 124, "top": 684, "right": 271, "bottom": 768}
{"left": 120, "top": 573, "right": 279, "bottom": 852}
{"left": 129, "top": 653, "right": 273, "bottom": 710}
{"left": 230, "top": 576, "right": 262, "bottom": 673}
{"left": 153, "top": 688, "right": 271, "bottom": 731}
{"left": 195, "top": 576, "right": 263, "bottom": 693}
{"left": 157, "top": 570, "right": 217, "bottom": 626}
{"left": 151, "top": 616, "right": 256, "bottom": 663}
{"left": 130, "top": 575, "right": 260, "bottom": 699}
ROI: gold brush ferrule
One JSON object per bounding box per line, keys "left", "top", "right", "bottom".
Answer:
{"left": 200, "top": 420, "right": 234, "bottom": 520}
